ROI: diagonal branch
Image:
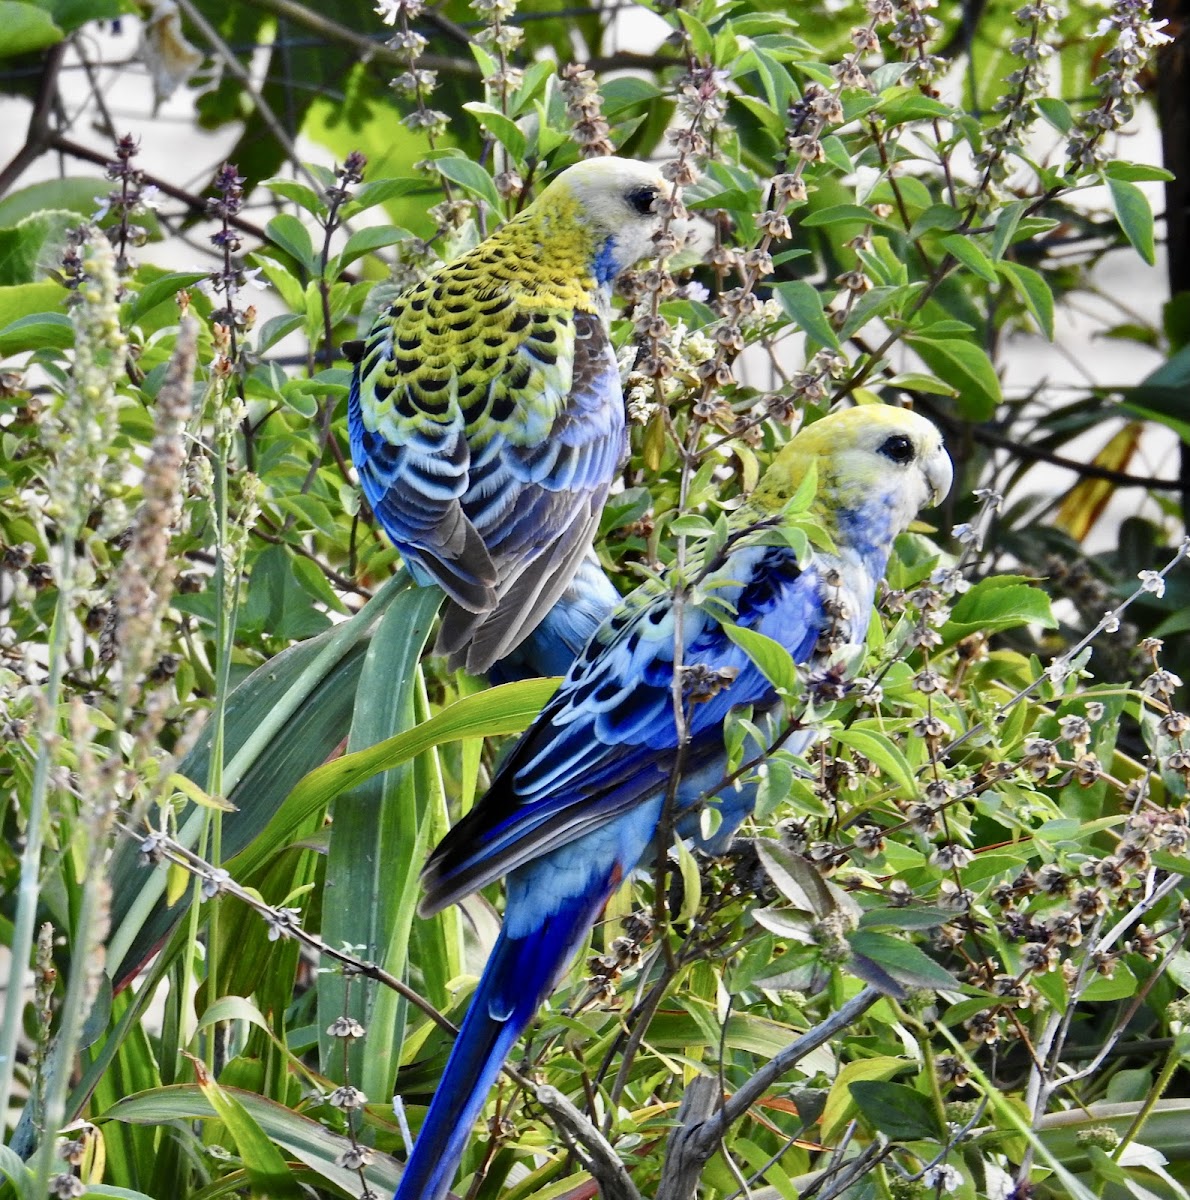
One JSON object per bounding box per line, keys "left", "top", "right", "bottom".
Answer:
{"left": 535, "top": 1085, "right": 643, "bottom": 1200}
{"left": 0, "top": 40, "right": 67, "bottom": 197}
{"left": 658, "top": 988, "right": 882, "bottom": 1200}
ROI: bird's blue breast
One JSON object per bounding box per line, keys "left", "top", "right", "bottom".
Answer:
{"left": 592, "top": 237, "right": 620, "bottom": 287}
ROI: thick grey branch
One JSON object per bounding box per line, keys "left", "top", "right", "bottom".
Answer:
{"left": 660, "top": 987, "right": 882, "bottom": 1193}
{"left": 656, "top": 1076, "right": 719, "bottom": 1200}
{"left": 535, "top": 1085, "right": 642, "bottom": 1200}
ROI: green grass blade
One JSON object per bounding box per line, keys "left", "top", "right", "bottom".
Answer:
{"left": 107, "top": 572, "right": 410, "bottom": 983}
{"left": 102, "top": 1084, "right": 402, "bottom": 1196}
{"left": 233, "top": 676, "right": 558, "bottom": 881}
{"left": 317, "top": 587, "right": 441, "bottom": 1088}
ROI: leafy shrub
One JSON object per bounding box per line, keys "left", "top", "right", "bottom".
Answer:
{"left": 1, "top": 0, "right": 1189, "bottom": 1197}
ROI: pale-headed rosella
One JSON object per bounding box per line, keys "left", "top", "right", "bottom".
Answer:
{"left": 348, "top": 157, "right": 673, "bottom": 674}
{"left": 390, "top": 405, "right": 953, "bottom": 1200}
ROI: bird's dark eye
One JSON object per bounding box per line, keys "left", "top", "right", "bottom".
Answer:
{"left": 625, "top": 185, "right": 658, "bottom": 216}
{"left": 878, "top": 434, "right": 915, "bottom": 465}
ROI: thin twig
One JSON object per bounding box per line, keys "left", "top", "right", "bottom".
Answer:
{"left": 0, "top": 41, "right": 67, "bottom": 196}
{"left": 173, "top": 0, "right": 326, "bottom": 195}
{"left": 658, "top": 988, "right": 882, "bottom": 1194}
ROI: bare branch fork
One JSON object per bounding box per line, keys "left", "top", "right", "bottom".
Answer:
{"left": 657, "top": 987, "right": 883, "bottom": 1200}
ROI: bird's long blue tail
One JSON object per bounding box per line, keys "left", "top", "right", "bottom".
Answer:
{"left": 392, "top": 883, "right": 611, "bottom": 1200}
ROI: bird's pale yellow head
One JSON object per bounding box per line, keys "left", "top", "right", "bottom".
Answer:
{"left": 753, "top": 406, "right": 952, "bottom": 555}
{"left": 533, "top": 157, "right": 673, "bottom": 283}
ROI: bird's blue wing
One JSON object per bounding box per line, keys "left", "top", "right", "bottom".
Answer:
{"left": 420, "top": 544, "right": 828, "bottom": 914}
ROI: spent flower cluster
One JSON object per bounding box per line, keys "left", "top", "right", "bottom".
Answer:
{"left": 96, "top": 133, "right": 159, "bottom": 283}
{"left": 114, "top": 319, "right": 197, "bottom": 701}
{"left": 378, "top": 0, "right": 448, "bottom": 140}
{"left": 203, "top": 163, "right": 258, "bottom": 351}
{"left": 44, "top": 230, "right": 127, "bottom": 542}
{"left": 1068, "top": 0, "right": 1172, "bottom": 169}
{"left": 561, "top": 64, "right": 615, "bottom": 159}
{"left": 472, "top": 0, "right": 524, "bottom": 110}
{"left": 973, "top": 0, "right": 1063, "bottom": 203}
{"left": 886, "top": 0, "right": 946, "bottom": 88}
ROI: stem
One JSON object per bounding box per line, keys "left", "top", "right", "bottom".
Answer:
{"left": 30, "top": 831, "right": 106, "bottom": 1194}
{"left": 203, "top": 427, "right": 235, "bottom": 1064}
{"left": 0, "top": 546, "right": 73, "bottom": 1125}
{"left": 1111, "top": 1027, "right": 1185, "bottom": 1162}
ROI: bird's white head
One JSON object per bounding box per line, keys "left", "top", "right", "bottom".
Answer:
{"left": 535, "top": 157, "right": 674, "bottom": 286}
{"left": 754, "top": 405, "right": 953, "bottom": 566}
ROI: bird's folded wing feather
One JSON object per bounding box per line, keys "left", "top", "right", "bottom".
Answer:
{"left": 349, "top": 282, "right": 624, "bottom": 616}
{"left": 419, "top": 546, "right": 827, "bottom": 914}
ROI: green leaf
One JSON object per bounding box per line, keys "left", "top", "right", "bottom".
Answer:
{"left": 266, "top": 213, "right": 319, "bottom": 274}
{"left": 999, "top": 260, "right": 1055, "bottom": 339}
{"left": 256, "top": 312, "right": 305, "bottom": 353}
{"left": 462, "top": 101, "right": 527, "bottom": 161}
{"left": 858, "top": 906, "right": 953, "bottom": 930}
{"left": 674, "top": 836, "right": 702, "bottom": 924}
{"left": 240, "top": 676, "right": 560, "bottom": 878}
{"left": 722, "top": 624, "right": 798, "bottom": 693}
{"left": 0, "top": 279, "right": 67, "bottom": 349}
{"left": 907, "top": 204, "right": 961, "bottom": 239}
{"left": 755, "top": 839, "right": 861, "bottom": 926}
{"left": 687, "top": 188, "right": 763, "bottom": 214}
{"left": 938, "top": 232, "right": 998, "bottom": 283}
{"left": 906, "top": 336, "right": 1001, "bottom": 419}
{"left": 879, "top": 91, "right": 954, "bottom": 124}
{"left": 990, "top": 200, "right": 1027, "bottom": 261}
{"left": 0, "top": 1144, "right": 35, "bottom": 1200}
{"left": 839, "top": 284, "right": 918, "bottom": 339}
{"left": 801, "top": 204, "right": 898, "bottom": 229}
{"left": 942, "top": 575, "right": 1056, "bottom": 643}
{"left": 0, "top": 2, "right": 62, "bottom": 57}
{"left": 0, "top": 308, "right": 72, "bottom": 354}
{"left": 124, "top": 271, "right": 208, "bottom": 325}
{"left": 600, "top": 75, "right": 664, "bottom": 119}
{"left": 190, "top": 1064, "right": 297, "bottom": 1195}
{"left": 1035, "top": 97, "right": 1073, "bottom": 133}
{"left": 1106, "top": 177, "right": 1156, "bottom": 266}
{"left": 732, "top": 94, "right": 787, "bottom": 143}
{"left": 262, "top": 177, "right": 327, "bottom": 218}
{"left": 332, "top": 226, "right": 407, "bottom": 275}
{"left": 194, "top": 994, "right": 276, "bottom": 1038}
{"left": 832, "top": 727, "right": 915, "bottom": 793}
{"left": 429, "top": 156, "right": 504, "bottom": 209}
{"left": 1118, "top": 344, "right": 1190, "bottom": 438}
{"left": 103, "top": 1084, "right": 402, "bottom": 1195}
{"left": 772, "top": 280, "right": 840, "bottom": 350}
{"left": 885, "top": 371, "right": 957, "bottom": 397}
{"left": 40, "top": 0, "right": 129, "bottom": 31}
{"left": 847, "top": 930, "right": 958, "bottom": 990}
{"left": 822, "top": 1057, "right": 912, "bottom": 1142}
{"left": 850, "top": 1080, "right": 943, "bottom": 1140}
{"left": 106, "top": 573, "right": 412, "bottom": 984}
{"left": 318, "top": 587, "right": 440, "bottom": 1095}
{"left": 0, "top": 178, "right": 106, "bottom": 227}
{"left": 676, "top": 9, "right": 713, "bottom": 57}
{"left": 341, "top": 177, "right": 428, "bottom": 219}
{"left": 1102, "top": 161, "right": 1175, "bottom": 183}
{"left": 0, "top": 209, "right": 78, "bottom": 285}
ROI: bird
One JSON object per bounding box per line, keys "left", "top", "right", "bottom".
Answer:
{"left": 390, "top": 405, "right": 953, "bottom": 1200}
{"left": 348, "top": 157, "right": 672, "bottom": 675}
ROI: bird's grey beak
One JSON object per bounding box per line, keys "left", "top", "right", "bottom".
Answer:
{"left": 925, "top": 448, "right": 953, "bottom": 507}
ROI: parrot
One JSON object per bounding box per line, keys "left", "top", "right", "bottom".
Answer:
{"left": 347, "top": 156, "right": 672, "bottom": 675}
{"left": 391, "top": 405, "right": 953, "bottom": 1200}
